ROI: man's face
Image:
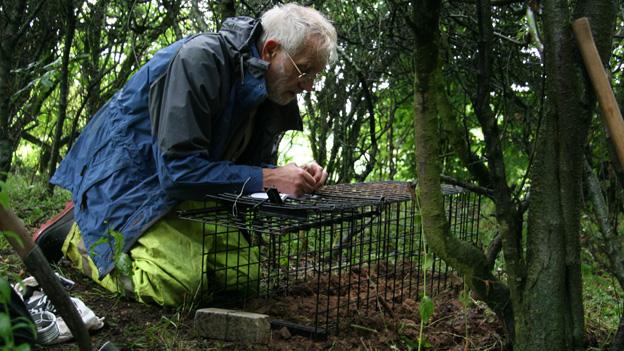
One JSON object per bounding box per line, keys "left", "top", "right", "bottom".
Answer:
{"left": 262, "top": 39, "right": 325, "bottom": 105}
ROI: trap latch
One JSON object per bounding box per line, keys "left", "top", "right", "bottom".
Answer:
{"left": 265, "top": 187, "right": 284, "bottom": 205}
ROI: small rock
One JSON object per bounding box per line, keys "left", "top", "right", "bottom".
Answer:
{"left": 195, "top": 308, "right": 271, "bottom": 344}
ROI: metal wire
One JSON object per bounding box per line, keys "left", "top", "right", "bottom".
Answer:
{"left": 179, "top": 181, "right": 481, "bottom": 338}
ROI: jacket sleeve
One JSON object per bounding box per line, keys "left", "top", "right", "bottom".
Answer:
{"left": 148, "top": 35, "right": 263, "bottom": 200}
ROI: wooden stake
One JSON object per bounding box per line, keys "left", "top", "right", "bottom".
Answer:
{"left": 0, "top": 205, "right": 93, "bottom": 350}
{"left": 572, "top": 17, "right": 624, "bottom": 169}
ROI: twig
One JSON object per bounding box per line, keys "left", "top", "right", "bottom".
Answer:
{"left": 360, "top": 336, "right": 370, "bottom": 351}
{"left": 351, "top": 324, "right": 379, "bottom": 334}
{"left": 377, "top": 295, "right": 395, "bottom": 318}
{"left": 365, "top": 273, "right": 393, "bottom": 330}
{"left": 440, "top": 175, "right": 493, "bottom": 198}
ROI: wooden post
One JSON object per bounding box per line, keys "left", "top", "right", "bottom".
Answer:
{"left": 572, "top": 17, "right": 624, "bottom": 169}
{"left": 0, "top": 205, "right": 93, "bottom": 350}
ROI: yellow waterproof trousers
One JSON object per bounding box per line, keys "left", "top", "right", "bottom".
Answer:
{"left": 62, "top": 201, "right": 259, "bottom": 307}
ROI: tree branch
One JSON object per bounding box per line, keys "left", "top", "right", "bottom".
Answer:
{"left": 440, "top": 174, "right": 493, "bottom": 198}
{"left": 474, "top": 0, "right": 525, "bottom": 285}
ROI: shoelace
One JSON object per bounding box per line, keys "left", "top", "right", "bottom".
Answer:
{"left": 27, "top": 294, "right": 57, "bottom": 314}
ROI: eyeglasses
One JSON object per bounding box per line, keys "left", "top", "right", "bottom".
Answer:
{"left": 283, "top": 49, "right": 316, "bottom": 84}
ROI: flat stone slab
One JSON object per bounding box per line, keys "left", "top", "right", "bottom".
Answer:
{"left": 194, "top": 308, "right": 271, "bottom": 344}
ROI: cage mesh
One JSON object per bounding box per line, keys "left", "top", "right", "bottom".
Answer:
{"left": 178, "top": 181, "right": 481, "bottom": 339}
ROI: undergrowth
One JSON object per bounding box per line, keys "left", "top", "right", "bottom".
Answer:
{"left": 1, "top": 169, "right": 623, "bottom": 349}
{"left": 4, "top": 168, "right": 71, "bottom": 232}
{"left": 1, "top": 169, "right": 70, "bottom": 273}
{"left": 582, "top": 261, "right": 623, "bottom": 348}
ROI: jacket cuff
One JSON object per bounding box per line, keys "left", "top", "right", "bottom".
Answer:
{"left": 246, "top": 166, "right": 264, "bottom": 193}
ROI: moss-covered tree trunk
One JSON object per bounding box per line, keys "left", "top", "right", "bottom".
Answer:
{"left": 412, "top": 0, "right": 514, "bottom": 341}
{"left": 512, "top": 0, "right": 618, "bottom": 349}
{"left": 413, "top": 0, "right": 616, "bottom": 349}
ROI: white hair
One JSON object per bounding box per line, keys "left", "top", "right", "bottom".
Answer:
{"left": 260, "top": 3, "right": 338, "bottom": 64}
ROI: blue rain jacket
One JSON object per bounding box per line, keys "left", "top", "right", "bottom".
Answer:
{"left": 50, "top": 17, "right": 302, "bottom": 277}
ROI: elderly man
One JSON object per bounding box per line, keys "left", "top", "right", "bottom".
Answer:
{"left": 37, "top": 4, "right": 337, "bottom": 306}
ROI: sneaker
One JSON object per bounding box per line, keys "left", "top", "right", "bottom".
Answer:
{"left": 33, "top": 201, "right": 75, "bottom": 263}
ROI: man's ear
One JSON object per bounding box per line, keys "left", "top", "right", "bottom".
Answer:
{"left": 260, "top": 39, "right": 280, "bottom": 61}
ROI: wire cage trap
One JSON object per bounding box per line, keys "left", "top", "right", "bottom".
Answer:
{"left": 178, "top": 181, "right": 481, "bottom": 339}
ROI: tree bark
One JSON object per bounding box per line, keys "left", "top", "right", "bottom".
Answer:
{"left": 583, "top": 157, "right": 624, "bottom": 284}
{"left": 83, "top": 0, "right": 110, "bottom": 117}
{"left": 0, "top": 2, "right": 25, "bottom": 179}
{"left": 517, "top": 1, "right": 591, "bottom": 349}
{"left": 47, "top": 0, "right": 76, "bottom": 192}
{"left": 0, "top": 1, "right": 63, "bottom": 178}
{"left": 412, "top": 0, "right": 514, "bottom": 342}
{"left": 436, "top": 77, "right": 492, "bottom": 188}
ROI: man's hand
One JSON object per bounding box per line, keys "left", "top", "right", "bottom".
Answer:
{"left": 262, "top": 162, "right": 327, "bottom": 197}
{"left": 301, "top": 161, "right": 328, "bottom": 190}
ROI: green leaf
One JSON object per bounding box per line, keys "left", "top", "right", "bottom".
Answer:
{"left": 39, "top": 68, "right": 59, "bottom": 89}
{"left": 1, "top": 230, "right": 24, "bottom": 248}
{"left": 400, "top": 334, "right": 420, "bottom": 351}
{"left": 0, "top": 313, "right": 11, "bottom": 338}
{"left": 89, "top": 236, "right": 110, "bottom": 257}
{"left": 417, "top": 337, "right": 432, "bottom": 349}
{"left": 109, "top": 230, "right": 125, "bottom": 258}
{"left": 11, "top": 316, "right": 35, "bottom": 337}
{"left": 14, "top": 343, "right": 32, "bottom": 351}
{"left": 0, "top": 180, "right": 8, "bottom": 207}
{"left": 419, "top": 295, "right": 434, "bottom": 323}
{"left": 11, "top": 322, "right": 33, "bottom": 332}
{"left": 0, "top": 278, "right": 11, "bottom": 304}
{"left": 115, "top": 252, "right": 133, "bottom": 278}
{"left": 581, "top": 263, "right": 593, "bottom": 275}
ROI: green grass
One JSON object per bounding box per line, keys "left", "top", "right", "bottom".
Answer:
{"left": 2, "top": 169, "right": 623, "bottom": 349}
{"left": 4, "top": 168, "right": 71, "bottom": 232}
{"left": 0, "top": 169, "right": 62, "bottom": 351}
{"left": 1, "top": 168, "right": 71, "bottom": 295}
{"left": 478, "top": 198, "right": 623, "bottom": 347}
{"left": 582, "top": 261, "right": 623, "bottom": 347}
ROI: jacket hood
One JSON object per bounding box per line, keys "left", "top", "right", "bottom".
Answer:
{"left": 219, "top": 16, "right": 263, "bottom": 54}
{"left": 218, "top": 16, "right": 303, "bottom": 132}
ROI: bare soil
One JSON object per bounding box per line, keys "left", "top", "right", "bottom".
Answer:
{"left": 29, "top": 257, "right": 507, "bottom": 351}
